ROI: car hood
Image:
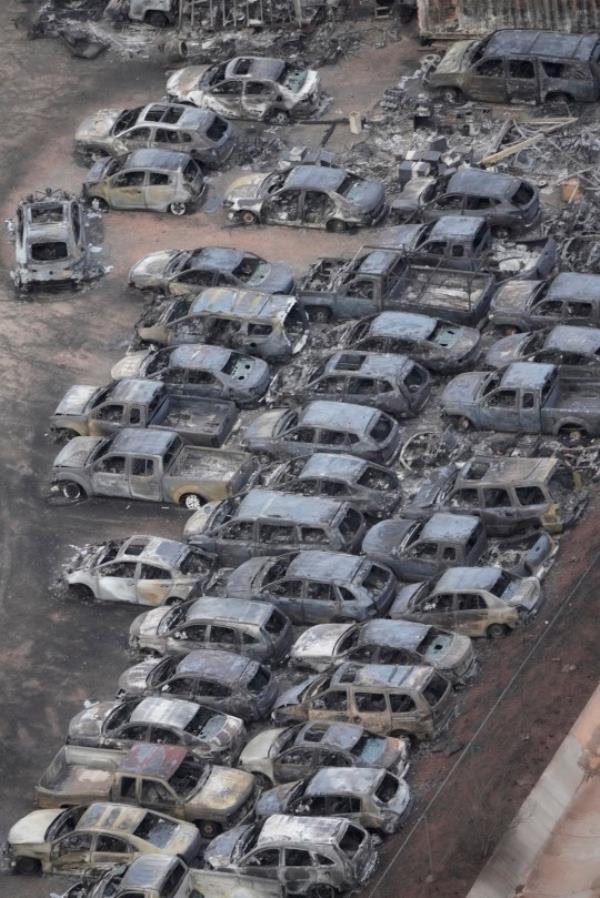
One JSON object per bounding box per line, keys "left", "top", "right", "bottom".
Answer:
{"left": 183, "top": 501, "right": 221, "bottom": 540}
{"left": 8, "top": 809, "right": 64, "bottom": 846}
{"left": 75, "top": 108, "right": 121, "bottom": 142}
{"left": 129, "top": 250, "right": 180, "bottom": 284}
{"left": 349, "top": 179, "right": 386, "bottom": 213}
{"left": 254, "top": 263, "right": 295, "bottom": 295}
{"left": 484, "top": 333, "right": 532, "bottom": 369}
{"left": 84, "top": 157, "right": 113, "bottom": 185}
{"left": 362, "top": 519, "right": 417, "bottom": 557}
{"left": 490, "top": 280, "right": 540, "bottom": 317}
{"left": 110, "top": 350, "right": 152, "bottom": 380}
{"left": 117, "top": 658, "right": 162, "bottom": 696}
{"left": 240, "top": 728, "right": 288, "bottom": 769}
{"left": 377, "top": 223, "right": 427, "bottom": 251}
{"left": 68, "top": 700, "right": 120, "bottom": 741}
{"left": 167, "top": 66, "right": 209, "bottom": 97}
{"left": 190, "top": 767, "right": 255, "bottom": 815}
{"left": 391, "top": 177, "right": 436, "bottom": 213}
{"left": 254, "top": 782, "right": 298, "bottom": 818}
{"left": 53, "top": 436, "right": 103, "bottom": 470}
{"left": 441, "top": 372, "right": 488, "bottom": 409}
{"left": 205, "top": 823, "right": 253, "bottom": 869}
{"left": 271, "top": 676, "right": 317, "bottom": 711}
{"left": 131, "top": 606, "right": 171, "bottom": 639}
{"left": 433, "top": 40, "right": 477, "bottom": 75}
{"left": 242, "top": 409, "right": 288, "bottom": 444}
{"left": 226, "top": 173, "right": 271, "bottom": 203}
{"left": 225, "top": 558, "right": 270, "bottom": 598}
{"left": 54, "top": 384, "right": 100, "bottom": 417}
{"left": 391, "top": 582, "right": 425, "bottom": 615}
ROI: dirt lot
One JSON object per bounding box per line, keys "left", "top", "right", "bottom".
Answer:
{"left": 2, "top": 4, "right": 600, "bottom": 898}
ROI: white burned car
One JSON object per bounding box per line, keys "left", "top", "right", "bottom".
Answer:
{"left": 64, "top": 535, "right": 213, "bottom": 605}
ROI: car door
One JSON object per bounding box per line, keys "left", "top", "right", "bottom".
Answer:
{"left": 274, "top": 748, "right": 319, "bottom": 782}
{"left": 477, "top": 387, "right": 520, "bottom": 431}
{"left": 114, "top": 723, "right": 151, "bottom": 749}
{"left": 528, "top": 297, "right": 564, "bottom": 329}
{"left": 139, "top": 777, "right": 180, "bottom": 814}
{"left": 453, "top": 592, "right": 490, "bottom": 634}
{"left": 303, "top": 580, "right": 339, "bottom": 624}
{"left": 465, "top": 57, "right": 508, "bottom": 102}
{"left": 90, "top": 833, "right": 134, "bottom": 869}
{"left": 108, "top": 170, "right": 146, "bottom": 209}
{"left": 129, "top": 456, "right": 162, "bottom": 501}
{"left": 241, "top": 847, "right": 282, "bottom": 882}
{"left": 264, "top": 189, "right": 302, "bottom": 227}
{"left": 506, "top": 58, "right": 539, "bottom": 103}
{"left": 413, "top": 591, "right": 457, "bottom": 629}
{"left": 91, "top": 453, "right": 131, "bottom": 498}
{"left": 481, "top": 487, "right": 519, "bottom": 533}
{"left": 136, "top": 562, "right": 173, "bottom": 605}
{"left": 168, "top": 623, "right": 208, "bottom": 654}
{"left": 280, "top": 425, "right": 317, "bottom": 457}
{"left": 145, "top": 171, "right": 174, "bottom": 212}
{"left": 352, "top": 690, "right": 390, "bottom": 735}
{"left": 403, "top": 540, "right": 440, "bottom": 579}
{"left": 49, "top": 832, "right": 93, "bottom": 872}
{"left": 242, "top": 80, "right": 278, "bottom": 119}
{"left": 207, "top": 624, "right": 242, "bottom": 654}
{"left": 169, "top": 269, "right": 216, "bottom": 297}
{"left": 88, "top": 402, "right": 127, "bottom": 437}
{"left": 262, "top": 578, "right": 304, "bottom": 623}
{"left": 258, "top": 522, "right": 298, "bottom": 556}
{"left": 308, "top": 686, "right": 350, "bottom": 724}
{"left": 207, "top": 80, "right": 243, "bottom": 118}
{"left": 119, "top": 126, "right": 153, "bottom": 153}
{"left": 217, "top": 520, "right": 257, "bottom": 565}
{"left": 282, "top": 848, "right": 314, "bottom": 893}
{"left": 302, "top": 190, "right": 336, "bottom": 229}
{"left": 422, "top": 193, "right": 466, "bottom": 223}
{"left": 96, "top": 560, "right": 138, "bottom": 602}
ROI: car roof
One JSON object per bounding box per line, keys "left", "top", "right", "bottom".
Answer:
{"left": 130, "top": 696, "right": 198, "bottom": 729}
{"left": 332, "top": 662, "right": 433, "bottom": 690}
{"left": 189, "top": 287, "right": 294, "bottom": 323}
{"left": 225, "top": 56, "right": 286, "bottom": 82}
{"left": 120, "top": 855, "right": 179, "bottom": 891}
{"left": 544, "top": 325, "right": 600, "bottom": 354}
{"left": 296, "top": 721, "right": 364, "bottom": 750}
{"left": 284, "top": 165, "right": 347, "bottom": 193}
{"left": 325, "top": 350, "right": 411, "bottom": 379}
{"left": 124, "top": 149, "right": 191, "bottom": 171}
{"left": 176, "top": 649, "right": 253, "bottom": 682}
{"left": 119, "top": 536, "right": 187, "bottom": 567}
{"left": 356, "top": 249, "right": 399, "bottom": 276}
{"left": 299, "top": 452, "right": 367, "bottom": 481}
{"left": 428, "top": 215, "right": 484, "bottom": 240}
{"left": 458, "top": 454, "right": 558, "bottom": 486}
{"left": 168, "top": 344, "right": 232, "bottom": 371}
{"left": 188, "top": 246, "right": 245, "bottom": 272}
{"left": 307, "top": 767, "right": 383, "bottom": 796}
{"left": 107, "top": 378, "right": 163, "bottom": 404}
{"left": 186, "top": 596, "right": 272, "bottom": 626}
{"left": 237, "top": 489, "right": 344, "bottom": 525}
{"left": 359, "top": 619, "right": 431, "bottom": 651}
{"left": 421, "top": 512, "right": 480, "bottom": 541}
{"left": 447, "top": 169, "right": 519, "bottom": 197}
{"left": 140, "top": 103, "right": 217, "bottom": 132}
{"left": 300, "top": 400, "right": 380, "bottom": 432}
{"left": 258, "top": 814, "right": 345, "bottom": 847}
{"left": 119, "top": 743, "right": 188, "bottom": 779}
{"left": 78, "top": 802, "right": 149, "bottom": 834}
{"left": 485, "top": 29, "right": 599, "bottom": 61}
{"left": 435, "top": 566, "right": 504, "bottom": 592}
{"left": 370, "top": 311, "right": 437, "bottom": 340}
{"left": 286, "top": 550, "right": 364, "bottom": 581}
{"left": 110, "top": 428, "right": 178, "bottom": 455}
{"left": 500, "top": 361, "right": 554, "bottom": 389}
{"left": 546, "top": 272, "right": 600, "bottom": 302}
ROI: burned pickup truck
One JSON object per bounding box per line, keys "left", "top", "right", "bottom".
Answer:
{"left": 48, "top": 428, "right": 256, "bottom": 509}
{"left": 298, "top": 246, "right": 495, "bottom": 325}
{"left": 50, "top": 379, "right": 238, "bottom": 447}
{"left": 442, "top": 361, "right": 600, "bottom": 439}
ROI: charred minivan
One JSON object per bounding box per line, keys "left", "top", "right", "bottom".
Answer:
{"left": 427, "top": 30, "right": 600, "bottom": 105}
{"left": 135, "top": 287, "right": 308, "bottom": 363}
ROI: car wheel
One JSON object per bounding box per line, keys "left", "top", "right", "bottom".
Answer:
{"left": 90, "top": 197, "right": 109, "bottom": 213}
{"left": 237, "top": 210, "right": 258, "bottom": 225}
{"left": 307, "top": 306, "right": 332, "bottom": 323}
{"left": 270, "top": 110, "right": 290, "bottom": 125}
{"left": 53, "top": 428, "right": 78, "bottom": 445}
{"left": 546, "top": 92, "right": 573, "bottom": 105}
{"left": 14, "top": 857, "right": 42, "bottom": 875}
{"left": 486, "top": 623, "right": 509, "bottom": 639}
{"left": 181, "top": 493, "right": 204, "bottom": 511}
{"left": 454, "top": 416, "right": 472, "bottom": 432}
{"left": 146, "top": 10, "right": 169, "bottom": 25}
{"left": 60, "top": 481, "right": 86, "bottom": 503}
{"left": 309, "top": 884, "right": 336, "bottom": 898}
{"left": 439, "top": 87, "right": 464, "bottom": 105}
{"left": 169, "top": 202, "right": 188, "bottom": 216}
{"left": 326, "top": 219, "right": 347, "bottom": 233}
{"left": 165, "top": 595, "right": 185, "bottom": 606}
{"left": 196, "top": 819, "right": 222, "bottom": 840}
{"left": 68, "top": 584, "right": 95, "bottom": 602}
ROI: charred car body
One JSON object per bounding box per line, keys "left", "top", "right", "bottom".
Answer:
{"left": 489, "top": 272, "right": 600, "bottom": 333}
{"left": 485, "top": 325, "right": 600, "bottom": 383}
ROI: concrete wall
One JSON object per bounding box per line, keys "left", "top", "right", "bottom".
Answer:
{"left": 417, "top": 0, "right": 600, "bottom": 38}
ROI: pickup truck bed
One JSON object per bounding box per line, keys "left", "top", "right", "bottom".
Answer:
{"left": 151, "top": 396, "right": 237, "bottom": 447}
{"left": 36, "top": 745, "right": 125, "bottom": 808}
{"left": 169, "top": 447, "right": 254, "bottom": 481}
{"left": 397, "top": 266, "right": 493, "bottom": 324}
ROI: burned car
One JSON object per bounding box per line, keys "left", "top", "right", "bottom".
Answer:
{"left": 240, "top": 401, "right": 401, "bottom": 464}
{"left": 268, "top": 350, "right": 431, "bottom": 418}
{"left": 264, "top": 453, "right": 403, "bottom": 520}
{"left": 224, "top": 165, "right": 387, "bottom": 231}
{"left": 123, "top": 0, "right": 178, "bottom": 25}
{"left": 254, "top": 767, "right": 411, "bottom": 834}
{"left": 183, "top": 490, "right": 366, "bottom": 565}
{"left": 110, "top": 345, "right": 271, "bottom": 408}
{"left": 128, "top": 246, "right": 294, "bottom": 295}
{"left": 489, "top": 272, "right": 600, "bottom": 333}
{"left": 485, "top": 325, "right": 600, "bottom": 384}
{"left": 128, "top": 597, "right": 293, "bottom": 664}
{"left": 406, "top": 455, "right": 587, "bottom": 535}
{"left": 67, "top": 695, "right": 246, "bottom": 764}
{"left": 135, "top": 288, "right": 309, "bottom": 364}
{"left": 390, "top": 566, "right": 543, "bottom": 638}
{"left": 6, "top": 802, "right": 201, "bottom": 876}
{"left": 271, "top": 662, "right": 454, "bottom": 740}
{"left": 166, "top": 57, "right": 320, "bottom": 123}
{"left": 391, "top": 169, "right": 540, "bottom": 231}
{"left": 8, "top": 189, "right": 102, "bottom": 292}
{"left": 289, "top": 619, "right": 474, "bottom": 683}
{"left": 221, "top": 550, "right": 396, "bottom": 624}
{"left": 117, "top": 649, "right": 278, "bottom": 721}
{"left": 64, "top": 535, "right": 212, "bottom": 605}
{"left": 337, "top": 311, "right": 481, "bottom": 373}
{"left": 83, "top": 150, "right": 205, "bottom": 216}
{"left": 75, "top": 103, "right": 235, "bottom": 169}
{"left": 48, "top": 428, "right": 256, "bottom": 509}
{"left": 426, "top": 29, "right": 600, "bottom": 105}
{"left": 204, "top": 814, "right": 378, "bottom": 895}
{"left": 441, "top": 361, "right": 600, "bottom": 438}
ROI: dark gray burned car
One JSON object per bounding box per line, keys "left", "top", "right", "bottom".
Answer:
{"left": 241, "top": 401, "right": 401, "bottom": 464}
{"left": 183, "top": 490, "right": 366, "bottom": 566}
{"left": 485, "top": 324, "right": 600, "bottom": 384}
{"left": 67, "top": 695, "right": 246, "bottom": 764}
{"left": 128, "top": 246, "right": 294, "bottom": 296}
{"left": 224, "top": 165, "right": 388, "bottom": 231}
{"left": 391, "top": 169, "right": 540, "bottom": 231}
{"left": 337, "top": 311, "right": 481, "bottom": 373}
{"left": 221, "top": 550, "right": 397, "bottom": 624}
{"left": 110, "top": 344, "right": 271, "bottom": 407}
{"left": 268, "top": 350, "right": 431, "bottom": 418}
{"left": 254, "top": 767, "right": 411, "bottom": 834}
{"left": 489, "top": 272, "right": 600, "bottom": 333}
{"left": 75, "top": 103, "right": 235, "bottom": 168}
{"left": 264, "top": 453, "right": 402, "bottom": 520}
